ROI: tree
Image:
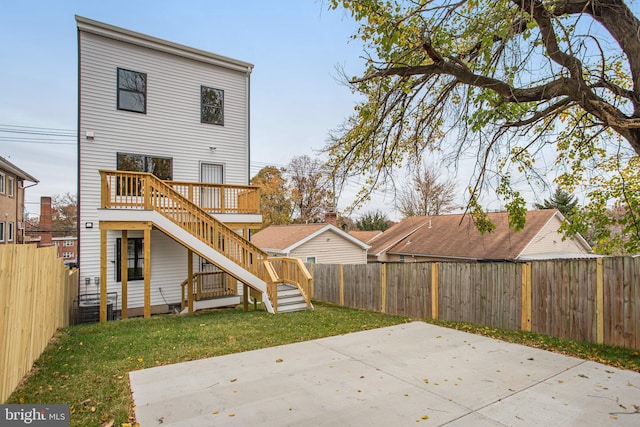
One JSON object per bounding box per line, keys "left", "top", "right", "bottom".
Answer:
{"left": 287, "top": 155, "right": 333, "bottom": 223}
{"left": 535, "top": 188, "right": 579, "bottom": 217}
{"left": 52, "top": 193, "right": 77, "bottom": 237}
{"left": 396, "top": 164, "right": 457, "bottom": 217}
{"left": 251, "top": 166, "right": 292, "bottom": 227}
{"left": 326, "top": 0, "right": 640, "bottom": 250}
{"left": 355, "top": 209, "right": 391, "bottom": 231}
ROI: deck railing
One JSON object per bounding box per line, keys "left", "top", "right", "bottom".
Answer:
{"left": 169, "top": 181, "right": 260, "bottom": 214}
{"left": 100, "top": 170, "right": 268, "bottom": 279}
{"left": 179, "top": 271, "right": 237, "bottom": 310}
{"left": 99, "top": 171, "right": 260, "bottom": 214}
{"left": 268, "top": 258, "right": 313, "bottom": 309}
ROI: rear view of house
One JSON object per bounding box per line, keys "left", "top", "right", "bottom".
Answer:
{"left": 76, "top": 16, "right": 311, "bottom": 318}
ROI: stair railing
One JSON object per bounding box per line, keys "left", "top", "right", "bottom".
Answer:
{"left": 101, "top": 170, "right": 269, "bottom": 282}
{"left": 267, "top": 257, "right": 313, "bottom": 309}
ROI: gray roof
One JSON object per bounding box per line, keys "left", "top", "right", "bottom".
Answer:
{"left": 0, "top": 156, "right": 38, "bottom": 182}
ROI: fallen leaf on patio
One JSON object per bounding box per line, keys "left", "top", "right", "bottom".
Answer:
{"left": 229, "top": 413, "right": 235, "bottom": 417}
{"left": 423, "top": 378, "right": 429, "bottom": 383}
{"left": 212, "top": 411, "right": 219, "bottom": 415}
{"left": 578, "top": 374, "right": 588, "bottom": 379}
{"left": 276, "top": 358, "right": 283, "bottom": 363}
{"left": 230, "top": 378, "right": 237, "bottom": 382}
{"left": 422, "top": 415, "right": 429, "bottom": 420}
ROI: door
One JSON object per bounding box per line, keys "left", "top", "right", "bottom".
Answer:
{"left": 200, "top": 163, "right": 224, "bottom": 211}
{"left": 199, "top": 163, "right": 227, "bottom": 295}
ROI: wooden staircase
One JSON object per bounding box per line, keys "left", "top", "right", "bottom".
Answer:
{"left": 99, "top": 170, "right": 313, "bottom": 314}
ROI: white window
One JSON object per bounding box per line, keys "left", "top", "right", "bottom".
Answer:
{"left": 64, "top": 240, "right": 75, "bottom": 246}
{"left": 63, "top": 252, "right": 74, "bottom": 258}
{"left": 0, "top": 222, "right": 4, "bottom": 242}
{"left": 306, "top": 256, "right": 316, "bottom": 264}
{"left": 7, "top": 222, "right": 14, "bottom": 242}
{"left": 0, "top": 173, "right": 5, "bottom": 194}
{"left": 54, "top": 241, "right": 60, "bottom": 246}
{"left": 7, "top": 177, "right": 14, "bottom": 197}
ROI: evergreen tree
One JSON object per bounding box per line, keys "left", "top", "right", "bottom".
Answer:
{"left": 535, "top": 188, "right": 579, "bottom": 217}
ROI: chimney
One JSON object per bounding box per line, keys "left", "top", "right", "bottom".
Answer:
{"left": 39, "top": 196, "right": 53, "bottom": 247}
{"left": 325, "top": 211, "right": 337, "bottom": 226}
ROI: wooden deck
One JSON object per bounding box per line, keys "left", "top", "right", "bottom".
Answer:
{"left": 98, "top": 170, "right": 312, "bottom": 319}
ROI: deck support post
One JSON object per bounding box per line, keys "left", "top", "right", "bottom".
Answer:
{"left": 243, "top": 284, "right": 249, "bottom": 312}
{"left": 143, "top": 227, "right": 151, "bottom": 318}
{"left": 100, "top": 229, "right": 107, "bottom": 322}
{"left": 187, "top": 250, "right": 194, "bottom": 314}
{"left": 121, "top": 230, "right": 128, "bottom": 319}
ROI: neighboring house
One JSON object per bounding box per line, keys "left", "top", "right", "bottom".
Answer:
{"left": 348, "top": 230, "right": 383, "bottom": 244}
{"left": 24, "top": 196, "right": 55, "bottom": 247}
{"left": 53, "top": 236, "right": 78, "bottom": 264}
{"left": 0, "top": 156, "right": 38, "bottom": 244}
{"left": 363, "top": 209, "right": 592, "bottom": 263}
{"left": 77, "top": 16, "right": 310, "bottom": 318}
{"left": 251, "top": 223, "right": 370, "bottom": 264}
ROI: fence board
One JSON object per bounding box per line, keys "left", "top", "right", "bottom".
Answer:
{"left": 0, "top": 245, "right": 78, "bottom": 403}
{"left": 311, "top": 257, "right": 639, "bottom": 351}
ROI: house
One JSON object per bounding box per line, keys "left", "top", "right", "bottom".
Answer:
{"left": 0, "top": 156, "right": 38, "bottom": 244}
{"left": 251, "top": 223, "right": 370, "bottom": 264}
{"left": 53, "top": 236, "right": 78, "bottom": 265}
{"left": 362, "top": 209, "right": 592, "bottom": 262}
{"left": 76, "top": 16, "right": 311, "bottom": 319}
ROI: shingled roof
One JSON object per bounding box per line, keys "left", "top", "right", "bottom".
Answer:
{"left": 251, "top": 223, "right": 369, "bottom": 253}
{"left": 385, "top": 210, "right": 584, "bottom": 261}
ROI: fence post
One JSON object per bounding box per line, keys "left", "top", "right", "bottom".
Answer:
{"left": 380, "top": 264, "right": 387, "bottom": 313}
{"left": 521, "top": 263, "right": 532, "bottom": 331}
{"left": 431, "top": 262, "right": 439, "bottom": 320}
{"left": 309, "top": 263, "right": 315, "bottom": 299}
{"left": 596, "top": 258, "right": 604, "bottom": 344}
{"left": 339, "top": 264, "right": 344, "bottom": 306}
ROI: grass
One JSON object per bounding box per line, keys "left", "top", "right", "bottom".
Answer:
{"left": 425, "top": 318, "right": 640, "bottom": 372}
{"left": 6, "top": 302, "right": 411, "bottom": 427}
{"left": 8, "top": 303, "right": 640, "bottom": 427}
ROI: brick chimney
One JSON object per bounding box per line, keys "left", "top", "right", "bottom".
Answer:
{"left": 324, "top": 211, "right": 337, "bottom": 226}
{"left": 39, "top": 196, "right": 53, "bottom": 247}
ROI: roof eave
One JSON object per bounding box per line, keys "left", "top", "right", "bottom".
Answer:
{"left": 75, "top": 15, "right": 254, "bottom": 74}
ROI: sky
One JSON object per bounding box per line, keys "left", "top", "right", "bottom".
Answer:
{"left": 1, "top": 0, "right": 405, "bottom": 219}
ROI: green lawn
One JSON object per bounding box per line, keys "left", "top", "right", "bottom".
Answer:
{"left": 7, "top": 303, "right": 410, "bottom": 427}
{"left": 8, "top": 302, "right": 640, "bottom": 427}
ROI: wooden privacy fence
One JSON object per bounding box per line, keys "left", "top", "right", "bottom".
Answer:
{"left": 0, "top": 245, "right": 78, "bottom": 403}
{"left": 308, "top": 257, "right": 640, "bottom": 350}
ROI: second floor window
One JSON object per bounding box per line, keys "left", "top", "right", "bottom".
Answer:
{"left": 117, "top": 68, "right": 147, "bottom": 113}
{"left": 0, "top": 173, "right": 5, "bottom": 194}
{"left": 201, "top": 86, "right": 224, "bottom": 125}
{"left": 7, "top": 177, "right": 14, "bottom": 197}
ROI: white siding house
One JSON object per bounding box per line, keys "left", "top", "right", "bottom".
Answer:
{"left": 251, "top": 224, "right": 370, "bottom": 264}
{"left": 77, "top": 16, "right": 258, "bottom": 314}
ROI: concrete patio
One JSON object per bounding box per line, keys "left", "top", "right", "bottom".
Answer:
{"left": 130, "top": 321, "right": 640, "bottom": 426}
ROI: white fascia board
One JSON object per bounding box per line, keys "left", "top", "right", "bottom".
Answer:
{"left": 76, "top": 15, "right": 254, "bottom": 74}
